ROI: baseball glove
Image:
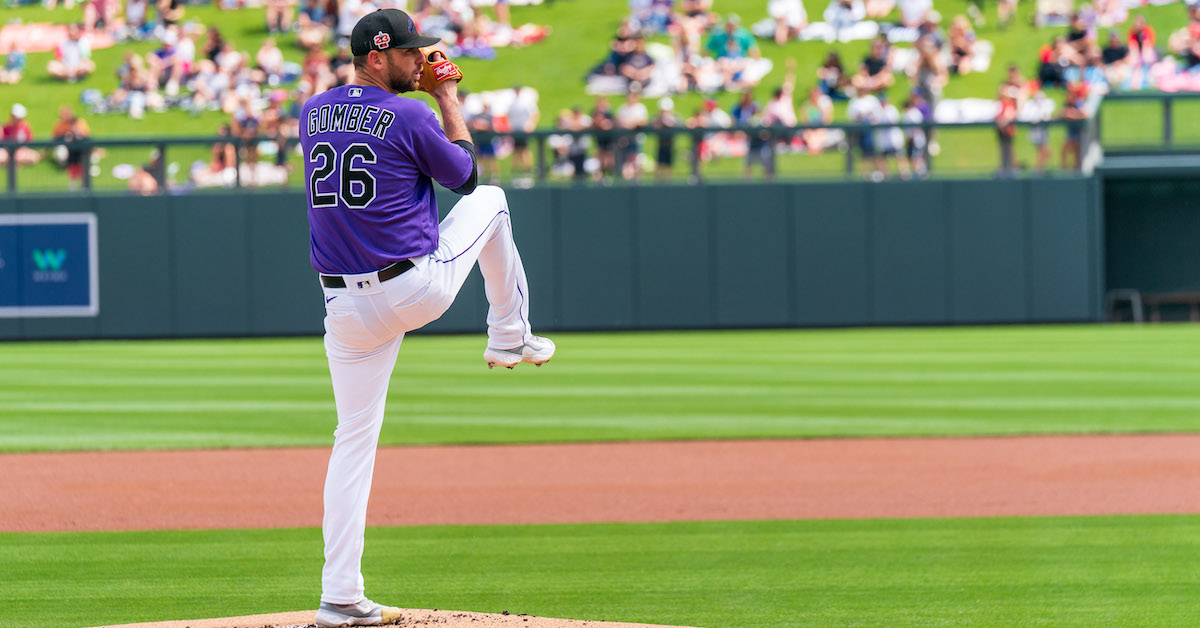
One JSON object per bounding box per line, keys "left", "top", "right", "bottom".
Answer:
{"left": 418, "top": 48, "right": 464, "bottom": 93}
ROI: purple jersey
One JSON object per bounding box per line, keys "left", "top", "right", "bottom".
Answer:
{"left": 302, "top": 84, "right": 473, "bottom": 274}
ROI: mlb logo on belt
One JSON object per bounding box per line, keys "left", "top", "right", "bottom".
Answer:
{"left": 374, "top": 31, "right": 390, "bottom": 49}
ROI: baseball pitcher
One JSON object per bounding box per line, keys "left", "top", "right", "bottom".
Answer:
{"left": 300, "top": 9, "right": 555, "bottom": 626}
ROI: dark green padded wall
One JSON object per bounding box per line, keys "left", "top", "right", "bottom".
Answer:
{"left": 0, "top": 178, "right": 1104, "bottom": 340}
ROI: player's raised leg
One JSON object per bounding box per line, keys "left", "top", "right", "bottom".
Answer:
{"left": 428, "top": 185, "right": 554, "bottom": 368}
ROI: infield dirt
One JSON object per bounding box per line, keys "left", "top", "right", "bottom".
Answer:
{"left": 6, "top": 435, "right": 1200, "bottom": 533}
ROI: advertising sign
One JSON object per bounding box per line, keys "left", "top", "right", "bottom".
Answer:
{"left": 0, "top": 213, "right": 99, "bottom": 317}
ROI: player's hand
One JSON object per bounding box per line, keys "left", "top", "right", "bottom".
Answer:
{"left": 418, "top": 48, "right": 464, "bottom": 98}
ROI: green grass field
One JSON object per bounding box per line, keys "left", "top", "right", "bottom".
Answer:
{"left": 5, "top": 515, "right": 1200, "bottom": 628}
{"left": 3, "top": 325, "right": 1200, "bottom": 452}
{"left": 5, "top": 325, "right": 1200, "bottom": 627}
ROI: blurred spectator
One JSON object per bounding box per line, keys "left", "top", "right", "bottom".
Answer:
{"left": 591, "top": 96, "right": 617, "bottom": 180}
{"left": 763, "top": 59, "right": 797, "bottom": 129}
{"left": 877, "top": 93, "right": 908, "bottom": 178}
{"left": 1023, "top": 87, "right": 1054, "bottom": 172}
{"left": 732, "top": 89, "right": 770, "bottom": 179}
{"left": 256, "top": 37, "right": 289, "bottom": 86}
{"left": 1061, "top": 82, "right": 1090, "bottom": 170}
{"left": 799, "top": 85, "right": 833, "bottom": 155}
{"left": 851, "top": 37, "right": 893, "bottom": 95}
{"left": 1037, "top": 35, "right": 1077, "bottom": 88}
{"left": 823, "top": 0, "right": 866, "bottom": 42}
{"left": 122, "top": 0, "right": 153, "bottom": 40}
{"left": 897, "top": 0, "right": 932, "bottom": 28}
{"left": 767, "top": 0, "right": 808, "bottom": 45}
{"left": 1065, "top": 11, "right": 1094, "bottom": 56}
{"left": 297, "top": 0, "right": 333, "bottom": 49}
{"left": 706, "top": 14, "right": 758, "bottom": 60}
{"left": 266, "top": 0, "right": 296, "bottom": 35}
{"left": 1127, "top": 14, "right": 1156, "bottom": 89}
{"left": 466, "top": 101, "right": 497, "bottom": 184}
{"left": 1101, "top": 29, "right": 1132, "bottom": 88}
{"left": 901, "top": 95, "right": 927, "bottom": 176}
{"left": 202, "top": 26, "right": 226, "bottom": 64}
{"left": 48, "top": 24, "right": 96, "bottom": 82}
{"left": 865, "top": 0, "right": 894, "bottom": 20}
{"left": 1, "top": 43, "right": 26, "bottom": 85}
{"left": 1166, "top": 6, "right": 1200, "bottom": 68}
{"left": 995, "top": 83, "right": 1019, "bottom": 178}
{"left": 817, "top": 50, "right": 849, "bottom": 99}
{"left": 82, "top": 0, "right": 119, "bottom": 35}
{"left": 847, "top": 88, "right": 884, "bottom": 180}
{"left": 1094, "top": 0, "right": 1127, "bottom": 29}
{"left": 615, "top": 89, "right": 649, "bottom": 180}
{"left": 910, "top": 36, "right": 948, "bottom": 108}
{"left": 507, "top": 85, "right": 540, "bottom": 187}
{"left": 52, "top": 108, "right": 92, "bottom": 191}
{"left": 128, "top": 150, "right": 162, "bottom": 195}
{"left": 158, "top": 0, "right": 185, "bottom": 27}
{"left": 1, "top": 104, "right": 40, "bottom": 167}
{"left": 651, "top": 97, "right": 679, "bottom": 180}
{"left": 565, "top": 106, "right": 594, "bottom": 181}
{"left": 948, "top": 15, "right": 977, "bottom": 75}
{"left": 630, "top": 0, "right": 674, "bottom": 35}
{"left": 619, "top": 37, "right": 655, "bottom": 91}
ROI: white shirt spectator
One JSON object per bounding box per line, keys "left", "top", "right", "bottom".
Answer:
{"left": 616, "top": 99, "right": 649, "bottom": 129}
{"left": 768, "top": 0, "right": 808, "bottom": 28}
{"left": 338, "top": 0, "right": 366, "bottom": 38}
{"left": 507, "top": 89, "right": 539, "bottom": 133}
{"left": 897, "top": 0, "right": 931, "bottom": 27}
{"left": 824, "top": 0, "right": 866, "bottom": 26}
{"left": 877, "top": 100, "right": 904, "bottom": 152}
{"left": 60, "top": 33, "right": 91, "bottom": 70}
{"left": 847, "top": 92, "right": 882, "bottom": 124}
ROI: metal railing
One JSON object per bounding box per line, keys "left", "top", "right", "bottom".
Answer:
{"left": 2, "top": 117, "right": 1101, "bottom": 195}
{"left": 1097, "top": 91, "right": 1200, "bottom": 154}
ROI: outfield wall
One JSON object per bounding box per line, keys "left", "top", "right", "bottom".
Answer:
{"left": 0, "top": 178, "right": 1103, "bottom": 340}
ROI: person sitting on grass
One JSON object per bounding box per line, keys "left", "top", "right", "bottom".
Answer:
{"left": 0, "top": 42, "right": 26, "bottom": 84}
{"left": 48, "top": 24, "right": 96, "bottom": 82}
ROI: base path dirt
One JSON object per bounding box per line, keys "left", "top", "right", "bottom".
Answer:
{"left": 6, "top": 435, "right": 1200, "bottom": 533}
{"left": 89, "top": 608, "right": 696, "bottom": 628}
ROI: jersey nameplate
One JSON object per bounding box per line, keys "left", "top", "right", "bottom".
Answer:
{"left": 308, "top": 104, "right": 396, "bottom": 139}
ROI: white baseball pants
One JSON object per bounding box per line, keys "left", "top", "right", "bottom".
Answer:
{"left": 318, "top": 185, "right": 533, "bottom": 604}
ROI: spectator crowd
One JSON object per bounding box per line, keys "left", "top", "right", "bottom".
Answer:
{"left": 3, "top": 0, "right": 1200, "bottom": 190}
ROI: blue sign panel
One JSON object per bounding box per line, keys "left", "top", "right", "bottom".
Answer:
{"left": 0, "top": 213, "right": 99, "bottom": 317}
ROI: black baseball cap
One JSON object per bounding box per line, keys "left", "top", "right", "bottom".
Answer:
{"left": 350, "top": 9, "right": 440, "bottom": 57}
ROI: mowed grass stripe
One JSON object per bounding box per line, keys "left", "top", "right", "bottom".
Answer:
{"left": 3, "top": 326, "right": 1200, "bottom": 452}
{"left": 4, "top": 515, "right": 1200, "bottom": 628}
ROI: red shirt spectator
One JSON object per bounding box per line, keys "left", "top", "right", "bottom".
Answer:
{"left": 2, "top": 104, "right": 33, "bottom": 143}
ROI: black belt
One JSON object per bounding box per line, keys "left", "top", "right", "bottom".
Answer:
{"left": 320, "top": 259, "right": 414, "bottom": 288}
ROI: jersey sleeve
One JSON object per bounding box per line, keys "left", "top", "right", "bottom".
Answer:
{"left": 407, "top": 107, "right": 474, "bottom": 191}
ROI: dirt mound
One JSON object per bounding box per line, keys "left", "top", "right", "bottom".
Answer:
{"left": 89, "top": 609, "right": 697, "bottom": 628}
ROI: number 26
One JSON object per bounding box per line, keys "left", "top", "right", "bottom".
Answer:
{"left": 308, "top": 142, "right": 377, "bottom": 209}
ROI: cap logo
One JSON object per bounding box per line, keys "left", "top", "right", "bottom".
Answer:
{"left": 408, "top": 18, "right": 415, "bottom": 33}
{"left": 374, "top": 31, "right": 390, "bottom": 49}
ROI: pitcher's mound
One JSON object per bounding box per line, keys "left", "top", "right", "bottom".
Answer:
{"left": 90, "top": 609, "right": 696, "bottom": 628}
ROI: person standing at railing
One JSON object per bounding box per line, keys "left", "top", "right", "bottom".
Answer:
{"left": 51, "top": 107, "right": 91, "bottom": 191}
{"left": 0, "top": 104, "right": 40, "bottom": 167}
{"left": 615, "top": 88, "right": 650, "bottom": 181}
{"left": 652, "top": 97, "right": 680, "bottom": 180}
{"left": 1060, "top": 82, "right": 1089, "bottom": 171}
{"left": 995, "top": 83, "right": 1019, "bottom": 178}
